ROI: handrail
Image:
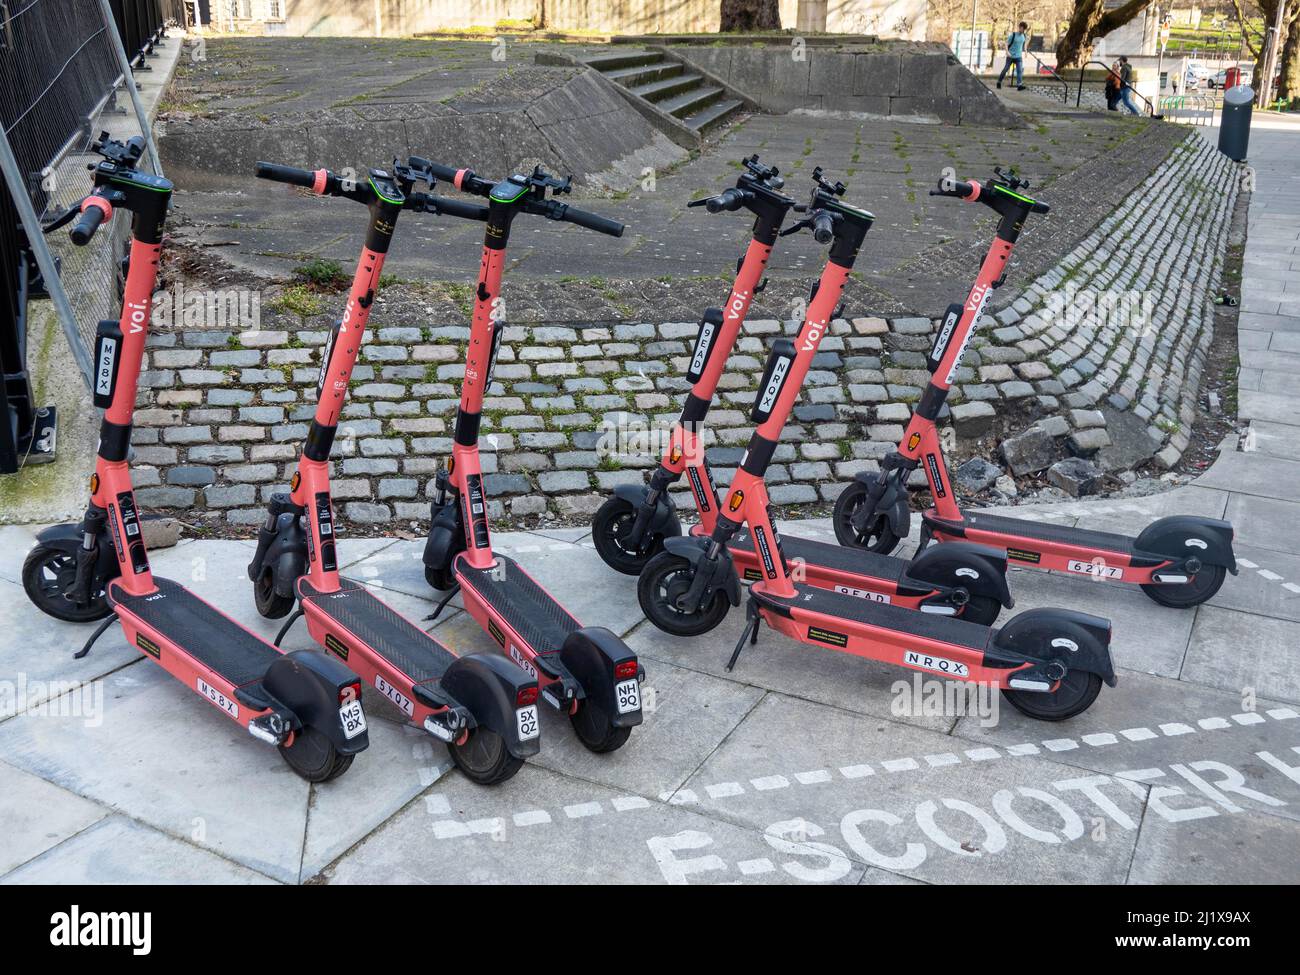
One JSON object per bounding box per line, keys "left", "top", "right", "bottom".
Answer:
{"left": 1078, "top": 59, "right": 1156, "bottom": 117}
{"left": 1027, "top": 52, "right": 1069, "bottom": 103}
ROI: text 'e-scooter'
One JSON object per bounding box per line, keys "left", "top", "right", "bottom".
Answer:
{"left": 835, "top": 169, "right": 1237, "bottom": 609}
{"left": 245, "top": 158, "right": 540, "bottom": 785}
{"left": 23, "top": 135, "right": 370, "bottom": 781}
{"left": 638, "top": 169, "right": 1117, "bottom": 721}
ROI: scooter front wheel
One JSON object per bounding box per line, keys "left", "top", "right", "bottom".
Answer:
{"left": 833, "top": 481, "right": 901, "bottom": 554}
{"left": 638, "top": 551, "right": 730, "bottom": 636}
{"left": 592, "top": 496, "right": 668, "bottom": 575}
{"left": 279, "top": 726, "right": 354, "bottom": 782}
{"left": 22, "top": 544, "right": 112, "bottom": 622}
{"left": 1140, "top": 564, "right": 1226, "bottom": 608}
{"left": 253, "top": 568, "right": 295, "bottom": 619}
{"left": 449, "top": 727, "right": 524, "bottom": 786}
{"left": 570, "top": 697, "right": 632, "bottom": 753}
{"left": 1001, "top": 671, "right": 1102, "bottom": 722}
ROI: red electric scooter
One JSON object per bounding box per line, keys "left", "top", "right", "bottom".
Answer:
{"left": 419, "top": 160, "right": 645, "bottom": 753}
{"left": 638, "top": 169, "right": 1116, "bottom": 721}
{"left": 834, "top": 169, "right": 1237, "bottom": 608}
{"left": 22, "top": 135, "right": 371, "bottom": 780}
{"left": 245, "top": 157, "right": 541, "bottom": 785}
{"left": 590, "top": 156, "right": 1013, "bottom": 625}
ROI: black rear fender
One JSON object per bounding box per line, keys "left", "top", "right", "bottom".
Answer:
{"left": 1135, "top": 516, "right": 1237, "bottom": 574}
{"left": 441, "top": 652, "right": 541, "bottom": 759}
{"left": 904, "top": 541, "right": 1012, "bottom": 608}
{"left": 264, "top": 649, "right": 370, "bottom": 755}
{"left": 989, "top": 608, "right": 1116, "bottom": 687}
{"left": 559, "top": 626, "right": 643, "bottom": 728}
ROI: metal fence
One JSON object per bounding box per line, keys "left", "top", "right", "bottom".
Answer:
{"left": 0, "top": 0, "right": 173, "bottom": 471}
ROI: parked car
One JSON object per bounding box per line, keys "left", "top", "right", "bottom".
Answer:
{"left": 1208, "top": 66, "right": 1253, "bottom": 89}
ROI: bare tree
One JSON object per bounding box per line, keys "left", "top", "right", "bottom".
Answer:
{"left": 1233, "top": 0, "right": 1300, "bottom": 102}
{"left": 1055, "top": 0, "right": 1153, "bottom": 67}
{"left": 720, "top": 0, "right": 781, "bottom": 31}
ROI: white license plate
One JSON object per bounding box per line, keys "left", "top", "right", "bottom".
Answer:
{"left": 615, "top": 678, "right": 641, "bottom": 715}
{"left": 339, "top": 700, "right": 367, "bottom": 740}
{"left": 516, "top": 705, "right": 540, "bottom": 741}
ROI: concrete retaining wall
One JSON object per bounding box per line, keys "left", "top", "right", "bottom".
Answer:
{"left": 671, "top": 43, "right": 1024, "bottom": 126}
{"left": 159, "top": 67, "right": 686, "bottom": 191}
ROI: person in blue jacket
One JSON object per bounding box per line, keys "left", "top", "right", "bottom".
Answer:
{"left": 997, "top": 22, "right": 1029, "bottom": 90}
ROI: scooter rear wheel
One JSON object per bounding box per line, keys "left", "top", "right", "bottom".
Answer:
{"left": 570, "top": 697, "right": 632, "bottom": 753}
{"left": 960, "top": 595, "right": 1003, "bottom": 627}
{"left": 1001, "top": 671, "right": 1102, "bottom": 721}
{"left": 592, "top": 496, "right": 667, "bottom": 575}
{"left": 638, "top": 551, "right": 730, "bottom": 636}
{"left": 253, "top": 568, "right": 295, "bottom": 619}
{"left": 22, "top": 544, "right": 112, "bottom": 622}
{"left": 279, "top": 726, "right": 354, "bottom": 782}
{"left": 1140, "top": 564, "right": 1226, "bottom": 608}
{"left": 449, "top": 727, "right": 524, "bottom": 786}
{"left": 833, "top": 480, "right": 901, "bottom": 554}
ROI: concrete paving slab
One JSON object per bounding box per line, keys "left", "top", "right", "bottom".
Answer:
{"left": 324, "top": 763, "right": 872, "bottom": 884}
{"left": 0, "top": 760, "right": 107, "bottom": 876}
{"left": 0, "top": 524, "right": 37, "bottom": 585}
{"left": 1194, "top": 450, "right": 1300, "bottom": 502}
{"left": 1224, "top": 491, "right": 1300, "bottom": 556}
{"left": 1240, "top": 388, "right": 1300, "bottom": 427}
{"left": 2, "top": 815, "right": 278, "bottom": 885}
{"left": 1126, "top": 807, "right": 1300, "bottom": 884}
{"left": 1246, "top": 419, "right": 1300, "bottom": 460}
{"left": 679, "top": 692, "right": 1143, "bottom": 884}
{"left": 529, "top": 657, "right": 765, "bottom": 798}
{"left": 0, "top": 663, "right": 313, "bottom": 883}
{"left": 1207, "top": 542, "right": 1300, "bottom": 624}
{"left": 1184, "top": 606, "right": 1300, "bottom": 704}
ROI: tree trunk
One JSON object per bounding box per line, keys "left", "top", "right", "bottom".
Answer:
{"left": 1278, "top": 9, "right": 1300, "bottom": 103}
{"left": 720, "top": 0, "right": 781, "bottom": 32}
{"left": 1055, "top": 0, "right": 1152, "bottom": 68}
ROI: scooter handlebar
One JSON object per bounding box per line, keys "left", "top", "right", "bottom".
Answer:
{"left": 70, "top": 199, "right": 109, "bottom": 246}
{"left": 689, "top": 187, "right": 752, "bottom": 213}
{"left": 929, "top": 177, "right": 976, "bottom": 200}
{"left": 556, "top": 203, "right": 625, "bottom": 237}
{"left": 414, "top": 193, "right": 490, "bottom": 222}
{"left": 255, "top": 161, "right": 320, "bottom": 189}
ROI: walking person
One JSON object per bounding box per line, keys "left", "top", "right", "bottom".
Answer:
{"left": 1118, "top": 55, "right": 1142, "bottom": 114}
{"left": 996, "top": 21, "right": 1029, "bottom": 90}
{"left": 1104, "top": 60, "right": 1122, "bottom": 110}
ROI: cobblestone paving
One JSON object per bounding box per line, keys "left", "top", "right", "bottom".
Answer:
{"left": 98, "top": 132, "right": 1240, "bottom": 531}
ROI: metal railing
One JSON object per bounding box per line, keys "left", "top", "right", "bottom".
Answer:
{"left": 1078, "top": 60, "right": 1156, "bottom": 117}
{"left": 1027, "top": 52, "right": 1069, "bottom": 104}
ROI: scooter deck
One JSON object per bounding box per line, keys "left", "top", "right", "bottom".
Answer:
{"left": 730, "top": 528, "right": 906, "bottom": 581}
{"left": 299, "top": 578, "right": 454, "bottom": 683}
{"left": 110, "top": 577, "right": 279, "bottom": 695}
{"left": 456, "top": 554, "right": 579, "bottom": 657}
{"left": 758, "top": 582, "right": 989, "bottom": 651}
{"left": 931, "top": 509, "right": 1136, "bottom": 555}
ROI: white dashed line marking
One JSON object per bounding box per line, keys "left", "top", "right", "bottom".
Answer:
{"left": 1160, "top": 723, "right": 1195, "bottom": 736}
{"left": 1268, "top": 707, "right": 1298, "bottom": 720}
{"left": 1121, "top": 727, "right": 1158, "bottom": 741}
{"left": 1232, "top": 712, "right": 1266, "bottom": 725}
{"left": 613, "top": 796, "right": 651, "bottom": 812}
{"left": 514, "top": 810, "right": 551, "bottom": 827}
{"left": 794, "top": 769, "right": 833, "bottom": 784}
{"left": 751, "top": 775, "right": 790, "bottom": 791}
{"left": 839, "top": 764, "right": 874, "bottom": 778}
{"left": 1198, "top": 717, "right": 1231, "bottom": 730}
{"left": 1258, "top": 570, "right": 1282, "bottom": 581}
{"left": 706, "top": 782, "right": 745, "bottom": 799}
{"left": 1006, "top": 743, "right": 1040, "bottom": 756}
{"left": 966, "top": 747, "right": 1001, "bottom": 761}
{"left": 564, "top": 802, "right": 603, "bottom": 819}
{"left": 1082, "top": 733, "right": 1119, "bottom": 746}
{"left": 1043, "top": 738, "right": 1078, "bottom": 752}
{"left": 882, "top": 757, "right": 919, "bottom": 772}
{"left": 924, "top": 753, "right": 961, "bottom": 768}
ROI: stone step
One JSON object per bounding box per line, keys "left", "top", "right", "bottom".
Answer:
{"left": 684, "top": 97, "right": 743, "bottom": 132}
{"left": 604, "top": 61, "right": 684, "bottom": 87}
{"left": 629, "top": 72, "right": 704, "bottom": 103}
{"left": 658, "top": 84, "right": 723, "bottom": 119}
{"left": 582, "top": 50, "right": 664, "bottom": 73}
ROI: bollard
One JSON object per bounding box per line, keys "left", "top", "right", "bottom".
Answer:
{"left": 1218, "top": 85, "right": 1254, "bottom": 161}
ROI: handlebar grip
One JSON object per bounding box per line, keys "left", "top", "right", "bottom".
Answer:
{"left": 255, "top": 161, "right": 318, "bottom": 189}
{"left": 812, "top": 211, "right": 836, "bottom": 245}
{"left": 423, "top": 161, "right": 466, "bottom": 185}
{"left": 70, "top": 200, "right": 108, "bottom": 246}
{"left": 561, "top": 205, "right": 625, "bottom": 238}
{"left": 1032, "top": 200, "right": 1051, "bottom": 214}
{"left": 430, "top": 195, "right": 490, "bottom": 222}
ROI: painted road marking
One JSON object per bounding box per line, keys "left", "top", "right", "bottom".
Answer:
{"left": 425, "top": 706, "right": 1300, "bottom": 840}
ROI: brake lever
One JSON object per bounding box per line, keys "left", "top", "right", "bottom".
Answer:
{"left": 687, "top": 197, "right": 711, "bottom": 208}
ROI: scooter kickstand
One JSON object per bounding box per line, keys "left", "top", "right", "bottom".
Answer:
{"left": 73, "top": 613, "right": 120, "bottom": 659}
{"left": 273, "top": 607, "right": 304, "bottom": 647}
{"left": 424, "top": 582, "right": 461, "bottom": 622}
{"left": 726, "top": 603, "right": 762, "bottom": 672}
